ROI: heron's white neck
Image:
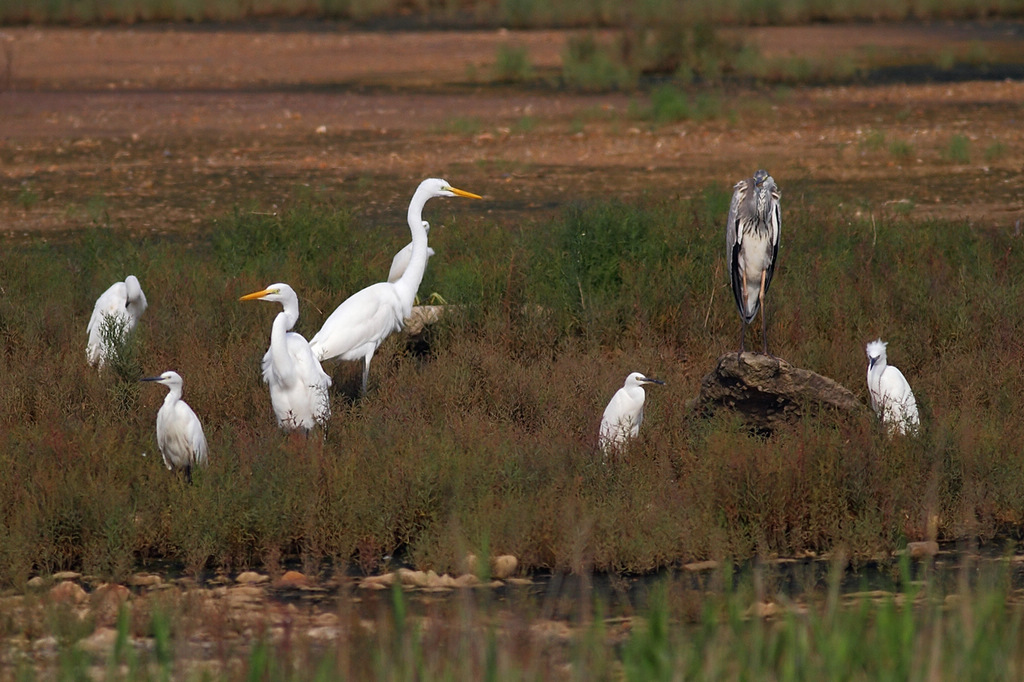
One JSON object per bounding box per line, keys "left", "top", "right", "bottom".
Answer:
{"left": 392, "top": 186, "right": 432, "bottom": 309}
{"left": 273, "top": 294, "right": 300, "bottom": 333}
{"left": 163, "top": 384, "right": 183, "bottom": 404}
{"left": 624, "top": 384, "right": 647, "bottom": 403}
{"left": 269, "top": 296, "right": 300, "bottom": 381}
{"left": 127, "top": 293, "right": 148, "bottom": 317}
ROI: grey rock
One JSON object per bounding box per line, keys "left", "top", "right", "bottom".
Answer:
{"left": 695, "top": 353, "right": 865, "bottom": 431}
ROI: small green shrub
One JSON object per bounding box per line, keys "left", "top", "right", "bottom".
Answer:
{"left": 17, "top": 186, "right": 39, "bottom": 210}
{"left": 935, "top": 48, "right": 957, "bottom": 71}
{"left": 645, "top": 85, "right": 693, "bottom": 123}
{"left": 862, "top": 129, "right": 886, "bottom": 151}
{"left": 984, "top": 141, "right": 1007, "bottom": 162}
{"left": 944, "top": 133, "right": 971, "bottom": 164}
{"left": 561, "top": 33, "right": 635, "bottom": 92}
{"left": 493, "top": 43, "right": 534, "bottom": 83}
{"left": 439, "top": 116, "right": 483, "bottom": 136}
{"left": 888, "top": 139, "right": 914, "bottom": 159}
{"left": 642, "top": 86, "right": 725, "bottom": 124}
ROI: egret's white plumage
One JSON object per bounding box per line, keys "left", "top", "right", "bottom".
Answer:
{"left": 388, "top": 221, "right": 435, "bottom": 284}
{"left": 86, "top": 275, "right": 148, "bottom": 367}
{"left": 142, "top": 371, "right": 208, "bottom": 483}
{"left": 866, "top": 339, "right": 920, "bottom": 435}
{"left": 726, "top": 169, "right": 781, "bottom": 355}
{"left": 598, "top": 372, "right": 665, "bottom": 453}
{"left": 240, "top": 283, "right": 332, "bottom": 432}
{"left": 308, "top": 178, "right": 481, "bottom": 395}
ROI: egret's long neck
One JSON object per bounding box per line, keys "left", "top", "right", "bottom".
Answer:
{"left": 269, "top": 299, "right": 300, "bottom": 378}
{"left": 164, "top": 385, "right": 183, "bottom": 405}
{"left": 127, "top": 289, "right": 148, "bottom": 317}
{"left": 392, "top": 188, "right": 431, "bottom": 309}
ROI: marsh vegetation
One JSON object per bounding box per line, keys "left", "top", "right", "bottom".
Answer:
{"left": 3, "top": 191, "right": 1024, "bottom": 588}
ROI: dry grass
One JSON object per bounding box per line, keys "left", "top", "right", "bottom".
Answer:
{"left": 2, "top": 186, "right": 1024, "bottom": 589}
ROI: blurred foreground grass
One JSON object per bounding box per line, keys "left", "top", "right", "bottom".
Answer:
{"left": 6, "top": 556, "right": 1024, "bottom": 679}
{"left": 2, "top": 187, "right": 1024, "bottom": 589}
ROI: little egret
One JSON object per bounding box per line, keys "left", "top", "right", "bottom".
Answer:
{"left": 308, "top": 178, "right": 481, "bottom": 395}
{"left": 866, "top": 339, "right": 920, "bottom": 435}
{"left": 86, "top": 275, "right": 148, "bottom": 367}
{"left": 141, "top": 371, "right": 208, "bottom": 483}
{"left": 727, "top": 169, "right": 781, "bottom": 356}
{"left": 598, "top": 372, "right": 665, "bottom": 453}
{"left": 388, "top": 221, "right": 434, "bottom": 283}
{"left": 240, "top": 283, "right": 332, "bottom": 432}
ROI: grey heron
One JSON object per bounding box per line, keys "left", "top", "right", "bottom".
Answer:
{"left": 866, "top": 339, "right": 920, "bottom": 435}
{"left": 239, "top": 283, "right": 332, "bottom": 432}
{"left": 308, "top": 178, "right": 481, "bottom": 395}
{"left": 141, "top": 371, "right": 209, "bottom": 484}
{"left": 726, "top": 169, "right": 781, "bottom": 356}
{"left": 86, "top": 275, "right": 148, "bottom": 368}
{"left": 598, "top": 372, "right": 664, "bottom": 454}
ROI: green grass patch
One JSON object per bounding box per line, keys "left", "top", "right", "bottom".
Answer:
{"left": 16, "top": 185, "right": 39, "bottom": 211}
{"left": 511, "top": 115, "right": 537, "bottom": 133}
{"left": 561, "top": 33, "right": 636, "bottom": 92}
{"left": 943, "top": 133, "right": 971, "bottom": 163}
{"left": 888, "top": 138, "right": 915, "bottom": 159}
{"left": 438, "top": 116, "right": 484, "bottom": 136}
{"left": 641, "top": 85, "right": 726, "bottom": 123}
{"left": 862, "top": 129, "right": 886, "bottom": 152}
{"left": 984, "top": 140, "right": 1007, "bottom": 162}
{"left": 492, "top": 43, "right": 534, "bottom": 83}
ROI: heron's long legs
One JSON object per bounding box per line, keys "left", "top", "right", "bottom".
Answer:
{"left": 759, "top": 269, "right": 769, "bottom": 355}
{"left": 737, "top": 319, "right": 747, "bottom": 363}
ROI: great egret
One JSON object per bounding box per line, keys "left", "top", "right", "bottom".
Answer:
{"left": 308, "top": 178, "right": 481, "bottom": 395}
{"left": 727, "top": 169, "right": 781, "bottom": 356}
{"left": 141, "top": 371, "right": 208, "bottom": 483}
{"left": 86, "top": 275, "right": 148, "bottom": 367}
{"left": 598, "top": 372, "right": 665, "bottom": 453}
{"left": 866, "top": 339, "right": 920, "bottom": 435}
{"left": 239, "top": 283, "right": 332, "bottom": 432}
{"left": 388, "top": 221, "right": 434, "bottom": 284}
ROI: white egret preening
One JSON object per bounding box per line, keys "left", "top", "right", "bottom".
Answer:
{"left": 727, "top": 169, "right": 781, "bottom": 356}
{"left": 141, "top": 371, "right": 209, "bottom": 483}
{"left": 239, "top": 283, "right": 332, "bottom": 432}
{"left": 308, "top": 178, "right": 481, "bottom": 395}
{"left": 866, "top": 339, "right": 920, "bottom": 435}
{"left": 388, "top": 221, "right": 434, "bottom": 283}
{"left": 598, "top": 372, "right": 665, "bottom": 454}
{"left": 86, "top": 275, "right": 148, "bottom": 367}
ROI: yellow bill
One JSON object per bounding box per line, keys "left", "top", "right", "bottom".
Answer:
{"left": 447, "top": 186, "right": 482, "bottom": 200}
{"left": 239, "top": 287, "right": 275, "bottom": 301}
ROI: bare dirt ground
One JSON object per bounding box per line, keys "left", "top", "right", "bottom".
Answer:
{"left": 1, "top": 23, "right": 1022, "bottom": 240}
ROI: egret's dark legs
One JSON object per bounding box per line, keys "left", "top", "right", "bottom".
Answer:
{"left": 185, "top": 465, "right": 193, "bottom": 486}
